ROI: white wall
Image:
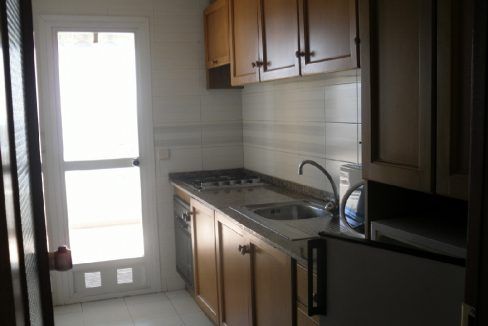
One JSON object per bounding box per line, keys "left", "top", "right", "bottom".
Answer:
{"left": 242, "top": 69, "right": 361, "bottom": 193}
{"left": 33, "top": 0, "right": 243, "bottom": 292}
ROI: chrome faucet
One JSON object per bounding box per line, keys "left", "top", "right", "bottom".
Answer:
{"left": 298, "top": 160, "right": 339, "bottom": 213}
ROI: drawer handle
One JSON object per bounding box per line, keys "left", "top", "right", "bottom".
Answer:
{"left": 238, "top": 244, "right": 251, "bottom": 255}
{"left": 307, "top": 239, "right": 327, "bottom": 316}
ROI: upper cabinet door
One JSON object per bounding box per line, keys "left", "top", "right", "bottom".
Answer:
{"left": 299, "top": 0, "right": 359, "bottom": 75}
{"left": 229, "top": 0, "right": 261, "bottom": 85}
{"left": 258, "top": 0, "right": 300, "bottom": 81}
{"left": 204, "top": 0, "right": 230, "bottom": 69}
{"left": 436, "top": 0, "right": 470, "bottom": 200}
{"left": 360, "top": 0, "right": 433, "bottom": 192}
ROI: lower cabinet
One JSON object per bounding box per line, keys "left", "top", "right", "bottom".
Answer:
{"left": 215, "top": 212, "right": 252, "bottom": 326}
{"left": 296, "top": 264, "right": 319, "bottom": 326}
{"left": 191, "top": 198, "right": 219, "bottom": 324}
{"left": 214, "top": 212, "right": 293, "bottom": 326}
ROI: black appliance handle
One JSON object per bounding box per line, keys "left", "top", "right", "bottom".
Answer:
{"left": 307, "top": 239, "right": 327, "bottom": 316}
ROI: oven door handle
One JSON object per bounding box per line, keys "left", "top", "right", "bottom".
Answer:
{"left": 307, "top": 238, "right": 327, "bottom": 316}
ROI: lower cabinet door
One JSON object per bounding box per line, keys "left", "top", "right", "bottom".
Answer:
{"left": 250, "top": 235, "right": 293, "bottom": 326}
{"left": 215, "top": 212, "right": 252, "bottom": 326}
{"left": 191, "top": 198, "right": 219, "bottom": 324}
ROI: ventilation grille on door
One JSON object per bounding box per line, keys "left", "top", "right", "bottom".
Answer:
{"left": 117, "top": 268, "right": 133, "bottom": 284}
{"left": 84, "top": 272, "right": 102, "bottom": 288}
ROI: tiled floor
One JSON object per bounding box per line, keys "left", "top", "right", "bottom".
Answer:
{"left": 54, "top": 290, "right": 213, "bottom": 326}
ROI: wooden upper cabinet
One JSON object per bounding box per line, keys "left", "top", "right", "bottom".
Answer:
{"left": 190, "top": 198, "right": 219, "bottom": 324}
{"left": 360, "top": 0, "right": 433, "bottom": 192}
{"left": 258, "top": 0, "right": 300, "bottom": 81}
{"left": 215, "top": 213, "right": 252, "bottom": 326}
{"left": 436, "top": 0, "right": 470, "bottom": 200}
{"left": 298, "top": 0, "right": 359, "bottom": 75}
{"left": 229, "top": 0, "right": 261, "bottom": 85}
{"left": 205, "top": 0, "right": 230, "bottom": 69}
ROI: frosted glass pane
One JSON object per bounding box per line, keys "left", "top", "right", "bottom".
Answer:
{"left": 57, "top": 32, "right": 139, "bottom": 161}
{"left": 65, "top": 168, "right": 144, "bottom": 264}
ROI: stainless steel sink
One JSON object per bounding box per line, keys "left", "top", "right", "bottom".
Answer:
{"left": 244, "top": 200, "right": 330, "bottom": 220}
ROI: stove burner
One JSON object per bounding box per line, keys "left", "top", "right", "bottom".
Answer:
{"left": 186, "top": 175, "right": 265, "bottom": 191}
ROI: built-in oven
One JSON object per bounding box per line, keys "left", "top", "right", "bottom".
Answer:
{"left": 174, "top": 195, "right": 193, "bottom": 290}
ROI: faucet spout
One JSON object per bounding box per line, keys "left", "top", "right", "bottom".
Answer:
{"left": 297, "top": 160, "right": 339, "bottom": 213}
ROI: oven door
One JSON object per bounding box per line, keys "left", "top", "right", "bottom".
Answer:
{"left": 174, "top": 196, "right": 193, "bottom": 290}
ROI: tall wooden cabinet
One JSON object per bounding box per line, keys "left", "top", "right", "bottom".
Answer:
{"left": 360, "top": 0, "right": 434, "bottom": 193}
{"left": 190, "top": 198, "right": 219, "bottom": 324}
{"left": 298, "top": 0, "right": 359, "bottom": 75}
{"left": 360, "top": 0, "right": 471, "bottom": 198}
{"left": 436, "top": 0, "right": 471, "bottom": 200}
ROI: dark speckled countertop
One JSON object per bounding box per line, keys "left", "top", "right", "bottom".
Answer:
{"left": 170, "top": 170, "right": 362, "bottom": 267}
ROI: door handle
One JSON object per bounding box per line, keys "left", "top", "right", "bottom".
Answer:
{"left": 307, "top": 239, "right": 327, "bottom": 316}
{"left": 238, "top": 244, "right": 251, "bottom": 255}
{"left": 49, "top": 245, "right": 73, "bottom": 271}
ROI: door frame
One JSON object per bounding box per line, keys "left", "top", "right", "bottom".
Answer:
{"left": 35, "top": 15, "right": 161, "bottom": 304}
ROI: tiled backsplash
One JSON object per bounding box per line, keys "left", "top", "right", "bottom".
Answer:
{"left": 242, "top": 70, "right": 362, "bottom": 193}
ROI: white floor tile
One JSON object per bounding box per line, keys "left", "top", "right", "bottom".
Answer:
{"left": 82, "top": 298, "right": 133, "bottom": 325}
{"left": 169, "top": 295, "right": 202, "bottom": 316}
{"left": 133, "top": 315, "right": 184, "bottom": 326}
{"left": 165, "top": 290, "right": 191, "bottom": 299}
{"left": 127, "top": 297, "right": 179, "bottom": 320}
{"left": 54, "top": 303, "right": 82, "bottom": 315}
{"left": 179, "top": 311, "right": 214, "bottom": 326}
{"left": 54, "top": 312, "right": 84, "bottom": 326}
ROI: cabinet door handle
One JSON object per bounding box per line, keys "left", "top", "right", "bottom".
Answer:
{"left": 295, "top": 50, "right": 306, "bottom": 58}
{"left": 307, "top": 239, "right": 327, "bottom": 316}
{"left": 238, "top": 244, "right": 251, "bottom": 255}
{"left": 212, "top": 59, "right": 218, "bottom": 64}
{"left": 251, "top": 62, "right": 257, "bottom": 68}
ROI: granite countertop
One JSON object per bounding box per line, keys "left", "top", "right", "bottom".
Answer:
{"left": 170, "top": 170, "right": 362, "bottom": 267}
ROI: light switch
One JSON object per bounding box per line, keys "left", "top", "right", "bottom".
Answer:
{"left": 159, "top": 148, "right": 170, "bottom": 160}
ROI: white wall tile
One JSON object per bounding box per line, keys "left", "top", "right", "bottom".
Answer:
{"left": 324, "top": 83, "right": 359, "bottom": 123}
{"left": 325, "top": 123, "right": 358, "bottom": 163}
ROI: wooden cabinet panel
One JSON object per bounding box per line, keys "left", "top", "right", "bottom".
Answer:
{"left": 250, "top": 235, "right": 293, "bottom": 326}
{"left": 436, "top": 0, "right": 470, "bottom": 200}
{"left": 229, "top": 0, "right": 260, "bottom": 85}
{"left": 360, "top": 0, "right": 433, "bottom": 192}
{"left": 259, "top": 0, "right": 300, "bottom": 81}
{"left": 297, "top": 306, "right": 318, "bottom": 326}
{"left": 205, "top": 0, "right": 230, "bottom": 68}
{"left": 215, "top": 213, "right": 252, "bottom": 326}
{"left": 190, "top": 198, "right": 219, "bottom": 324}
{"left": 299, "top": 0, "right": 359, "bottom": 75}
{"left": 296, "top": 264, "right": 319, "bottom": 325}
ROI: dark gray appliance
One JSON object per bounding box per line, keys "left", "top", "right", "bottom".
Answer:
{"left": 174, "top": 195, "right": 193, "bottom": 290}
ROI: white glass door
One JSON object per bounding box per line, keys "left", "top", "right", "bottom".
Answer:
{"left": 37, "top": 17, "right": 160, "bottom": 304}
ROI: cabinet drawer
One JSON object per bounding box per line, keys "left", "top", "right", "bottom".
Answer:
{"left": 297, "top": 264, "right": 316, "bottom": 307}
{"left": 297, "top": 264, "right": 319, "bottom": 324}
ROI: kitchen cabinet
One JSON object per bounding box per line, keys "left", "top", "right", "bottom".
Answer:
{"left": 258, "top": 0, "right": 300, "bottom": 81}
{"left": 360, "top": 0, "right": 433, "bottom": 192}
{"left": 228, "top": 0, "right": 359, "bottom": 85}
{"left": 436, "top": 0, "right": 470, "bottom": 200}
{"left": 298, "top": 0, "right": 359, "bottom": 75}
{"left": 315, "top": 237, "right": 464, "bottom": 326}
{"left": 214, "top": 212, "right": 293, "bottom": 326}
{"left": 215, "top": 212, "right": 252, "bottom": 326}
{"left": 296, "top": 264, "right": 319, "bottom": 326}
{"left": 190, "top": 198, "right": 219, "bottom": 324}
{"left": 229, "top": 0, "right": 261, "bottom": 85}
{"left": 250, "top": 233, "right": 293, "bottom": 326}
{"left": 204, "top": 0, "right": 230, "bottom": 69}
